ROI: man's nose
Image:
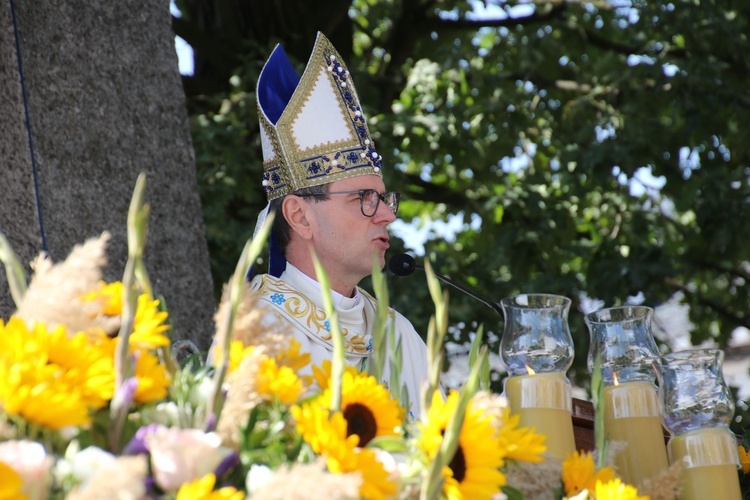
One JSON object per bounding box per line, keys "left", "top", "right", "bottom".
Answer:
{"left": 373, "top": 198, "right": 397, "bottom": 224}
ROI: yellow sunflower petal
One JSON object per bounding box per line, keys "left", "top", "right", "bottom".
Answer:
{"left": 311, "top": 359, "right": 360, "bottom": 391}
{"left": 594, "top": 477, "right": 649, "bottom": 500}
{"left": 496, "top": 408, "right": 546, "bottom": 463}
{"left": 0, "top": 318, "right": 92, "bottom": 429}
{"left": 133, "top": 350, "right": 170, "bottom": 404}
{"left": 256, "top": 356, "right": 304, "bottom": 404}
{"left": 0, "top": 460, "right": 24, "bottom": 500}
{"left": 739, "top": 445, "right": 750, "bottom": 474}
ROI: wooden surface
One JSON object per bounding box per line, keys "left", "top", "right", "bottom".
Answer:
{"left": 572, "top": 398, "right": 598, "bottom": 451}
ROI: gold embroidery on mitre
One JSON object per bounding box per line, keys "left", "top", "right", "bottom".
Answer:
{"left": 250, "top": 274, "right": 370, "bottom": 355}
{"left": 257, "top": 32, "right": 383, "bottom": 201}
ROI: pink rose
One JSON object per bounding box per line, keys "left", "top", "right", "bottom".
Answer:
{"left": 146, "top": 427, "right": 233, "bottom": 492}
{"left": 0, "top": 440, "right": 52, "bottom": 500}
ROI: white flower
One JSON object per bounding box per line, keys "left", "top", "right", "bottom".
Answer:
{"left": 140, "top": 402, "right": 181, "bottom": 426}
{"left": 71, "top": 446, "right": 116, "bottom": 486}
{"left": 147, "top": 427, "right": 233, "bottom": 492}
{"left": 188, "top": 376, "right": 214, "bottom": 408}
{"left": 246, "top": 464, "right": 274, "bottom": 493}
{"left": 0, "top": 440, "right": 52, "bottom": 500}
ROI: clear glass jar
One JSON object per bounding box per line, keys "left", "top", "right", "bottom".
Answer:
{"left": 585, "top": 305, "right": 660, "bottom": 385}
{"left": 500, "top": 293, "right": 574, "bottom": 375}
{"left": 658, "top": 348, "right": 734, "bottom": 435}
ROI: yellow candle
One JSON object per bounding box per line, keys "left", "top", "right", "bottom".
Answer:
{"left": 602, "top": 381, "right": 669, "bottom": 489}
{"left": 505, "top": 371, "right": 576, "bottom": 459}
{"left": 667, "top": 427, "right": 741, "bottom": 500}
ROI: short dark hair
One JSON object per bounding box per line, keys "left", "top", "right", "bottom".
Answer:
{"left": 270, "top": 183, "right": 330, "bottom": 255}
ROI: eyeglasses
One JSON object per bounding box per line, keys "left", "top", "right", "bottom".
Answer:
{"left": 318, "top": 189, "right": 401, "bottom": 217}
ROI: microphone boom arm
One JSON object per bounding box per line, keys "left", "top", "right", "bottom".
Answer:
{"left": 418, "top": 264, "right": 504, "bottom": 317}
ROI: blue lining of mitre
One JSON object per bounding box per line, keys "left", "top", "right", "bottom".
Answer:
{"left": 257, "top": 44, "right": 300, "bottom": 125}
{"left": 256, "top": 44, "right": 300, "bottom": 278}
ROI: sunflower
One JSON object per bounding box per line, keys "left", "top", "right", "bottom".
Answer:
{"left": 739, "top": 445, "right": 750, "bottom": 474}
{"left": 561, "top": 450, "right": 616, "bottom": 497}
{"left": 255, "top": 355, "right": 304, "bottom": 404}
{"left": 176, "top": 473, "right": 245, "bottom": 500}
{"left": 82, "top": 281, "right": 170, "bottom": 350}
{"left": 315, "top": 371, "right": 403, "bottom": 447}
{"left": 418, "top": 390, "right": 506, "bottom": 499}
{"left": 0, "top": 318, "right": 92, "bottom": 428}
{"left": 0, "top": 460, "right": 23, "bottom": 499}
{"left": 290, "top": 403, "right": 395, "bottom": 499}
{"left": 594, "top": 478, "right": 649, "bottom": 500}
{"left": 36, "top": 323, "right": 114, "bottom": 408}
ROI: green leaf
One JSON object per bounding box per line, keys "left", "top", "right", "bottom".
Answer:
{"left": 368, "top": 436, "right": 408, "bottom": 454}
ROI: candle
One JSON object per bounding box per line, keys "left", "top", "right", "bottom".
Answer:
{"left": 602, "top": 380, "right": 669, "bottom": 488}
{"left": 667, "top": 427, "right": 741, "bottom": 500}
{"left": 505, "top": 370, "right": 576, "bottom": 459}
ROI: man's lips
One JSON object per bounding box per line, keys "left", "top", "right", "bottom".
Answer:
{"left": 372, "top": 235, "right": 390, "bottom": 249}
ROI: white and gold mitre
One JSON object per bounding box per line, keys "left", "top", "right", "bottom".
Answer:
{"left": 256, "top": 32, "right": 383, "bottom": 201}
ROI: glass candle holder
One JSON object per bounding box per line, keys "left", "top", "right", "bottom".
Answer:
{"left": 658, "top": 348, "right": 741, "bottom": 500}
{"left": 501, "top": 293, "right": 576, "bottom": 459}
{"left": 585, "top": 306, "right": 669, "bottom": 489}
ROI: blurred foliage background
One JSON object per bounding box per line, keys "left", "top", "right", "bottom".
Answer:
{"left": 172, "top": 0, "right": 750, "bottom": 430}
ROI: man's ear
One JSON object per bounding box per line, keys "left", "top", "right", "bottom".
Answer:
{"left": 282, "top": 196, "right": 314, "bottom": 240}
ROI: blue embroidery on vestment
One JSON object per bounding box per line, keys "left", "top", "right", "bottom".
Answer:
{"left": 323, "top": 319, "right": 331, "bottom": 332}
{"left": 270, "top": 293, "right": 286, "bottom": 305}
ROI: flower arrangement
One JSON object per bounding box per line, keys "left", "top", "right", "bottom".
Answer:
{"left": 0, "top": 174, "right": 702, "bottom": 499}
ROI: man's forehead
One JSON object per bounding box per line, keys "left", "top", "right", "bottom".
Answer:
{"left": 329, "top": 174, "right": 386, "bottom": 191}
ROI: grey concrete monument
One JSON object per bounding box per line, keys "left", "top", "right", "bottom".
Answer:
{"left": 0, "top": 1, "right": 215, "bottom": 348}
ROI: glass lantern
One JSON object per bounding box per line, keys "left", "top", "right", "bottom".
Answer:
{"left": 500, "top": 293, "right": 575, "bottom": 459}
{"left": 658, "top": 348, "right": 741, "bottom": 500}
{"left": 584, "top": 305, "right": 668, "bottom": 489}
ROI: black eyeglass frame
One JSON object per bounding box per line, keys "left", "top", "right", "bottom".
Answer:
{"left": 306, "top": 189, "right": 401, "bottom": 217}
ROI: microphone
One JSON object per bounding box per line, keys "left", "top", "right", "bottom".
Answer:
{"left": 388, "top": 253, "right": 503, "bottom": 317}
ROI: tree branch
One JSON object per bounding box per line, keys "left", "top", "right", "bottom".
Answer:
{"left": 664, "top": 277, "right": 750, "bottom": 332}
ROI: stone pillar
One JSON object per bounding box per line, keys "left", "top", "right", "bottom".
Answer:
{"left": 0, "top": 1, "right": 215, "bottom": 348}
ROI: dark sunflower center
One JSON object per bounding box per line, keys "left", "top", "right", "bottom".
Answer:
{"left": 449, "top": 445, "right": 467, "bottom": 483}
{"left": 344, "top": 403, "right": 377, "bottom": 446}
{"left": 441, "top": 429, "right": 467, "bottom": 483}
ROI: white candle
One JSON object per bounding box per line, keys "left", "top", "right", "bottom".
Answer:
{"left": 667, "top": 427, "right": 741, "bottom": 500}
{"left": 602, "top": 380, "right": 669, "bottom": 489}
{"left": 505, "top": 371, "right": 576, "bottom": 459}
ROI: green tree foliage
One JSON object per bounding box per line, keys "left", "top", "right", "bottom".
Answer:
{"left": 174, "top": 1, "right": 750, "bottom": 399}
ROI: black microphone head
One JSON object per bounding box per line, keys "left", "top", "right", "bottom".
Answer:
{"left": 388, "top": 253, "right": 417, "bottom": 276}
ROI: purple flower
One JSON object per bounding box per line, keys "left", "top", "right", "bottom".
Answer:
{"left": 123, "top": 424, "right": 165, "bottom": 456}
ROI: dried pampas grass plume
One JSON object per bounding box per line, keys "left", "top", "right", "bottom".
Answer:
{"left": 216, "top": 347, "right": 267, "bottom": 449}
{"left": 213, "top": 281, "right": 293, "bottom": 358}
{"left": 251, "top": 458, "right": 361, "bottom": 500}
{"left": 503, "top": 456, "right": 562, "bottom": 500}
{"left": 471, "top": 390, "right": 509, "bottom": 430}
{"left": 640, "top": 461, "right": 682, "bottom": 500}
{"left": 15, "top": 232, "right": 119, "bottom": 335}
{"left": 67, "top": 455, "right": 148, "bottom": 500}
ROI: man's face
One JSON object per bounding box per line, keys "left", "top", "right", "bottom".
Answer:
{"left": 306, "top": 174, "right": 397, "bottom": 287}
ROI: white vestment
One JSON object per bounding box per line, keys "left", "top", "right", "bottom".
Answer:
{"left": 249, "top": 263, "right": 429, "bottom": 418}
